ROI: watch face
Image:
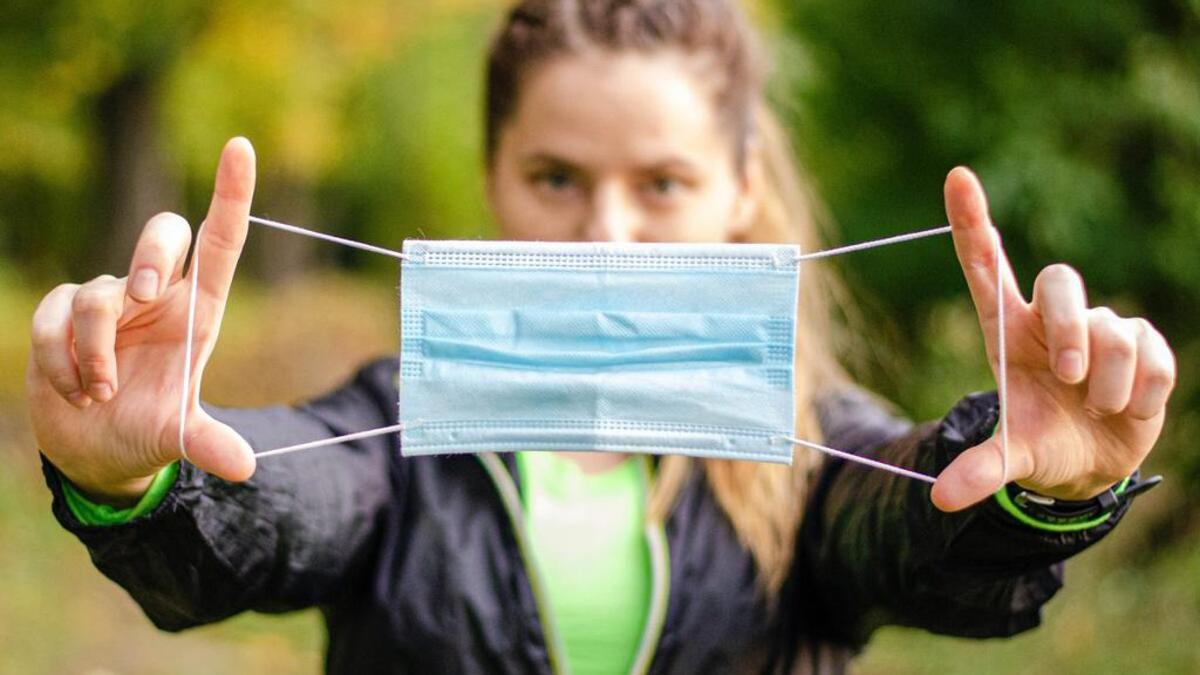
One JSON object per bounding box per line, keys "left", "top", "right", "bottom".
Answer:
{"left": 1016, "top": 492, "right": 1106, "bottom": 521}
{"left": 1014, "top": 472, "right": 1164, "bottom": 522}
{"left": 1013, "top": 490, "right": 1058, "bottom": 508}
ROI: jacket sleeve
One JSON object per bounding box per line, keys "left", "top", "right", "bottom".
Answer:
{"left": 40, "top": 357, "right": 402, "bottom": 631}
{"left": 796, "top": 388, "right": 1133, "bottom": 647}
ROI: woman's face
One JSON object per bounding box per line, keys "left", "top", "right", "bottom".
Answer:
{"left": 488, "top": 50, "right": 754, "bottom": 243}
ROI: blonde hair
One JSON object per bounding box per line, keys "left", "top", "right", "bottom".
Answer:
{"left": 647, "top": 106, "right": 840, "bottom": 596}
{"left": 486, "top": 0, "right": 843, "bottom": 597}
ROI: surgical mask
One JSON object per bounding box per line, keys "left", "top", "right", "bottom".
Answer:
{"left": 397, "top": 239, "right": 801, "bottom": 464}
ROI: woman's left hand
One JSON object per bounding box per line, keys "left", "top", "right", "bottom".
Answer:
{"left": 931, "top": 167, "right": 1176, "bottom": 512}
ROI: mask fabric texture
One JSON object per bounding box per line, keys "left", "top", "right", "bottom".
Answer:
{"left": 398, "top": 240, "right": 802, "bottom": 464}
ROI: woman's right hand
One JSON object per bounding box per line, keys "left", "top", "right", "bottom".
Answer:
{"left": 27, "top": 138, "right": 259, "bottom": 507}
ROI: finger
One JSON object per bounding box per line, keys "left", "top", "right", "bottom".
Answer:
{"left": 182, "top": 409, "right": 256, "bottom": 482}
{"left": 944, "top": 167, "right": 1024, "bottom": 327}
{"left": 1031, "top": 263, "right": 1089, "bottom": 384}
{"left": 193, "top": 137, "right": 256, "bottom": 307}
{"left": 127, "top": 212, "right": 194, "bottom": 303}
{"left": 932, "top": 436, "right": 1029, "bottom": 512}
{"left": 1084, "top": 308, "right": 1138, "bottom": 415}
{"left": 1125, "top": 319, "right": 1176, "bottom": 420}
{"left": 31, "top": 283, "right": 91, "bottom": 408}
{"left": 71, "top": 276, "right": 127, "bottom": 402}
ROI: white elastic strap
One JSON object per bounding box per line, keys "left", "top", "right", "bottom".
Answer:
{"left": 178, "top": 225, "right": 203, "bottom": 463}
{"left": 995, "top": 228, "right": 1009, "bottom": 483}
{"left": 780, "top": 436, "right": 938, "bottom": 484}
{"left": 795, "top": 225, "right": 952, "bottom": 261}
{"left": 177, "top": 218, "right": 408, "bottom": 463}
{"left": 253, "top": 423, "right": 408, "bottom": 458}
{"left": 247, "top": 215, "right": 410, "bottom": 261}
{"left": 782, "top": 224, "right": 1010, "bottom": 486}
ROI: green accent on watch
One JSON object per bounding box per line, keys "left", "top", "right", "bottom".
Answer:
{"left": 993, "top": 477, "right": 1130, "bottom": 533}
{"left": 60, "top": 461, "right": 180, "bottom": 526}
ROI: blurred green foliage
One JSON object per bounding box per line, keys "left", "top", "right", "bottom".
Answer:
{"left": 776, "top": 0, "right": 1200, "bottom": 510}
{"left": 0, "top": 0, "right": 1197, "bottom": 673}
{"left": 0, "top": 0, "right": 500, "bottom": 278}
{"left": 780, "top": 0, "right": 1199, "bottom": 312}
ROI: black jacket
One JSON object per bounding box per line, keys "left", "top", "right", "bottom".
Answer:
{"left": 42, "top": 357, "right": 1129, "bottom": 674}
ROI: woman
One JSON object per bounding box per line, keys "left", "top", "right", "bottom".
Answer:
{"left": 28, "top": 0, "right": 1175, "bottom": 673}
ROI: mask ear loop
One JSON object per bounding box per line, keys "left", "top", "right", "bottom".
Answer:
{"left": 178, "top": 225, "right": 202, "bottom": 464}
{"left": 994, "top": 227, "right": 1009, "bottom": 484}
{"left": 776, "top": 224, "right": 1009, "bottom": 487}
{"left": 177, "top": 216, "right": 413, "bottom": 464}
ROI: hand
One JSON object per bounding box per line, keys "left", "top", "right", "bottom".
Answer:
{"left": 931, "top": 167, "right": 1176, "bottom": 512}
{"left": 26, "top": 137, "right": 259, "bottom": 506}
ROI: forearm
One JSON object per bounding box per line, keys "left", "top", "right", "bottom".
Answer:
{"left": 42, "top": 360, "right": 401, "bottom": 629}
{"left": 801, "top": 390, "right": 1132, "bottom": 645}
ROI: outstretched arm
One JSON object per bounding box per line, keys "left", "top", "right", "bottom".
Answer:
{"left": 797, "top": 167, "right": 1172, "bottom": 646}
{"left": 41, "top": 358, "right": 401, "bottom": 630}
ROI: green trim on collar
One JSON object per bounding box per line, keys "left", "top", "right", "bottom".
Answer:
{"left": 61, "top": 461, "right": 180, "bottom": 526}
{"left": 993, "top": 477, "right": 1130, "bottom": 533}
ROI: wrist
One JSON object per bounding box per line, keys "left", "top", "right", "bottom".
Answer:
{"left": 1013, "top": 474, "right": 1128, "bottom": 502}
{"left": 57, "top": 461, "right": 181, "bottom": 526}
{"left": 56, "top": 466, "right": 159, "bottom": 509}
{"left": 994, "top": 471, "right": 1162, "bottom": 532}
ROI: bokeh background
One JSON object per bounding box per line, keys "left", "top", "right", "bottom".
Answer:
{"left": 1, "top": 1, "right": 1197, "bottom": 673}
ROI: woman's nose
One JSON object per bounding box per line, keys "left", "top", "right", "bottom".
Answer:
{"left": 582, "top": 183, "right": 639, "bottom": 242}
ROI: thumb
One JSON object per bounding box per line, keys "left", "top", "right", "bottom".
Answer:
{"left": 931, "top": 437, "right": 1009, "bottom": 512}
{"left": 181, "top": 410, "right": 256, "bottom": 481}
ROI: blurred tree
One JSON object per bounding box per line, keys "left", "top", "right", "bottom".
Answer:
{"left": 159, "top": 0, "right": 497, "bottom": 279}
{"left": 780, "top": 0, "right": 1199, "bottom": 303}
{"left": 776, "top": 0, "right": 1200, "bottom": 521}
{"left": 0, "top": 0, "right": 496, "bottom": 281}
{"left": 0, "top": 1, "right": 210, "bottom": 275}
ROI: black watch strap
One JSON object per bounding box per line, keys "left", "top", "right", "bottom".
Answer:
{"left": 1006, "top": 471, "right": 1162, "bottom": 524}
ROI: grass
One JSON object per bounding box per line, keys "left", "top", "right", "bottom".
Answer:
{"left": 0, "top": 272, "right": 1195, "bottom": 674}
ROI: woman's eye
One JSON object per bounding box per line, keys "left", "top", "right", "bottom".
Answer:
{"left": 650, "top": 176, "right": 679, "bottom": 194}
{"left": 535, "top": 169, "right": 576, "bottom": 192}
{"left": 641, "top": 175, "right": 688, "bottom": 205}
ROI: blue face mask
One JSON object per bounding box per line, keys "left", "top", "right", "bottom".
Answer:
{"left": 398, "top": 240, "right": 801, "bottom": 464}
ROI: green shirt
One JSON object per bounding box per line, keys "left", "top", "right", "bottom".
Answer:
{"left": 516, "top": 451, "right": 652, "bottom": 675}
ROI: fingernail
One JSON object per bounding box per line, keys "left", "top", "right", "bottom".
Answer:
{"left": 67, "top": 391, "right": 92, "bottom": 408}
{"left": 90, "top": 383, "right": 113, "bottom": 402}
{"left": 130, "top": 268, "right": 160, "bottom": 301}
{"left": 1057, "top": 349, "right": 1084, "bottom": 382}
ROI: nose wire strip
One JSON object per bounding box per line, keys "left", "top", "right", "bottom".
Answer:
{"left": 177, "top": 219, "right": 1008, "bottom": 488}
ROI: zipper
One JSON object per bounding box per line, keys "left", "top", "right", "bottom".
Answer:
{"left": 474, "top": 451, "right": 672, "bottom": 675}
{"left": 477, "top": 452, "right": 571, "bottom": 674}
{"left": 628, "top": 454, "right": 671, "bottom": 675}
